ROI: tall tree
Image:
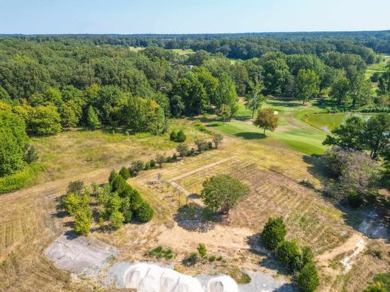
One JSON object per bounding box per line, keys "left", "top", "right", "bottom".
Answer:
{"left": 330, "top": 77, "right": 350, "bottom": 105}
{"left": 295, "top": 69, "right": 319, "bottom": 105}
{"left": 253, "top": 108, "right": 279, "bottom": 134}
{"left": 245, "top": 80, "right": 266, "bottom": 118}
{"left": 363, "top": 114, "right": 390, "bottom": 159}
{"left": 323, "top": 116, "right": 365, "bottom": 150}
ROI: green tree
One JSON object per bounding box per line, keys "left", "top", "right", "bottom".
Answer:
{"left": 323, "top": 116, "right": 365, "bottom": 150}
{"left": 135, "top": 201, "right": 154, "bottom": 222}
{"left": 86, "top": 106, "right": 101, "bottom": 129}
{"left": 295, "top": 262, "right": 320, "bottom": 292}
{"left": 261, "top": 217, "right": 287, "bottom": 250}
{"left": 349, "top": 72, "right": 372, "bottom": 107}
{"left": 28, "top": 105, "right": 62, "bottom": 136}
{"left": 216, "top": 73, "right": 238, "bottom": 117}
{"left": 295, "top": 69, "right": 319, "bottom": 105}
{"left": 177, "top": 143, "right": 189, "bottom": 158}
{"left": 245, "top": 80, "right": 266, "bottom": 118}
{"left": 363, "top": 114, "right": 390, "bottom": 159}
{"left": 217, "top": 104, "right": 231, "bottom": 123}
{"left": 212, "top": 134, "right": 223, "bottom": 149}
{"left": 201, "top": 174, "right": 249, "bottom": 215}
{"left": 176, "top": 129, "right": 187, "bottom": 142}
{"left": 330, "top": 77, "right": 350, "bottom": 105}
{"left": 110, "top": 210, "right": 125, "bottom": 229}
{"left": 253, "top": 108, "right": 279, "bottom": 134}
{"left": 74, "top": 208, "right": 92, "bottom": 236}
{"left": 377, "top": 70, "right": 390, "bottom": 97}
{"left": 0, "top": 111, "right": 29, "bottom": 176}
{"left": 276, "top": 240, "right": 303, "bottom": 272}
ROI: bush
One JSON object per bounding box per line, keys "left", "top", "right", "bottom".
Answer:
{"left": 295, "top": 262, "right": 320, "bottom": 292}
{"left": 130, "top": 160, "right": 144, "bottom": 176}
{"left": 364, "top": 273, "right": 390, "bottom": 292}
{"left": 209, "top": 255, "right": 216, "bottom": 262}
{"left": 74, "top": 208, "right": 92, "bottom": 236}
{"left": 150, "top": 159, "right": 156, "bottom": 168}
{"left": 177, "top": 143, "right": 189, "bottom": 157}
{"left": 110, "top": 210, "right": 125, "bottom": 229}
{"left": 276, "top": 240, "right": 303, "bottom": 272}
{"left": 135, "top": 201, "right": 154, "bottom": 222}
{"left": 144, "top": 162, "right": 151, "bottom": 170}
{"left": 183, "top": 252, "right": 198, "bottom": 266}
{"left": 176, "top": 129, "right": 187, "bottom": 142}
{"left": 197, "top": 243, "right": 207, "bottom": 258}
{"left": 119, "top": 167, "right": 131, "bottom": 180}
{"left": 24, "top": 145, "right": 39, "bottom": 163}
{"left": 123, "top": 210, "right": 133, "bottom": 223}
{"left": 261, "top": 217, "right": 287, "bottom": 250}
{"left": 149, "top": 246, "right": 174, "bottom": 260}
{"left": 170, "top": 130, "right": 177, "bottom": 141}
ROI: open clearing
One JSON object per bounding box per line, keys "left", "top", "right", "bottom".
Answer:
{"left": 1, "top": 114, "right": 389, "bottom": 291}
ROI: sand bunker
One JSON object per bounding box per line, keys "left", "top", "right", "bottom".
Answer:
{"left": 44, "top": 232, "right": 118, "bottom": 276}
{"left": 108, "top": 262, "right": 238, "bottom": 292}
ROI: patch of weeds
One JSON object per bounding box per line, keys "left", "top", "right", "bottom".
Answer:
{"left": 228, "top": 267, "right": 251, "bottom": 284}
{"left": 194, "top": 121, "right": 213, "bottom": 135}
{"left": 216, "top": 256, "right": 223, "bottom": 261}
{"left": 149, "top": 246, "right": 174, "bottom": 260}
{"left": 209, "top": 255, "right": 216, "bottom": 262}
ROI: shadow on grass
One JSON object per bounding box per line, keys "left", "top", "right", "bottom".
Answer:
{"left": 246, "top": 233, "right": 290, "bottom": 276}
{"left": 234, "top": 132, "right": 266, "bottom": 140}
{"left": 174, "top": 202, "right": 222, "bottom": 233}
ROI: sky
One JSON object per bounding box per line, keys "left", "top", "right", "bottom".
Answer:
{"left": 0, "top": 0, "right": 389, "bottom": 34}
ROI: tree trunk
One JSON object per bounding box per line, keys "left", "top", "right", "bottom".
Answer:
{"left": 263, "top": 128, "right": 266, "bottom": 135}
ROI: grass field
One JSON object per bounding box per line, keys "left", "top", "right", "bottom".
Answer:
{"left": 208, "top": 99, "right": 327, "bottom": 155}
{"left": 0, "top": 119, "right": 210, "bottom": 194}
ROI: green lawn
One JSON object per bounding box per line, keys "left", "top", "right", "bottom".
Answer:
{"left": 209, "top": 120, "right": 326, "bottom": 155}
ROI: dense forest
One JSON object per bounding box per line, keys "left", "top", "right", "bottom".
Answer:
{"left": 0, "top": 33, "right": 389, "bottom": 177}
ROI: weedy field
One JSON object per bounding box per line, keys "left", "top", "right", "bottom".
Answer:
{"left": 0, "top": 113, "right": 389, "bottom": 291}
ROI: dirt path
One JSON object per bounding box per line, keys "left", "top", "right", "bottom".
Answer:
{"left": 167, "top": 157, "right": 235, "bottom": 183}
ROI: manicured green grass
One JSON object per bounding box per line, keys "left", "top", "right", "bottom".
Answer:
{"left": 209, "top": 120, "right": 326, "bottom": 155}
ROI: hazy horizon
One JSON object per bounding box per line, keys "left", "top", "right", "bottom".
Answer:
{"left": 0, "top": 0, "right": 389, "bottom": 34}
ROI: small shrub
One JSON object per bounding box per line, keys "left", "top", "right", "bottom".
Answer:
{"left": 74, "top": 208, "right": 92, "bottom": 236}
{"left": 295, "top": 262, "right": 320, "bottom": 292}
{"left": 149, "top": 246, "right": 174, "bottom": 260}
{"left": 183, "top": 252, "right": 198, "bottom": 266}
{"left": 144, "top": 162, "right": 151, "bottom": 170}
{"left": 216, "top": 256, "right": 223, "bottom": 261}
{"left": 150, "top": 159, "right": 156, "bottom": 168}
{"left": 24, "top": 145, "right": 39, "bottom": 163}
{"left": 110, "top": 210, "right": 125, "bottom": 230}
{"left": 197, "top": 243, "right": 207, "bottom": 258}
{"left": 119, "top": 167, "right": 131, "bottom": 180}
{"left": 209, "top": 255, "right": 216, "bottom": 262}
{"left": 261, "top": 217, "right": 287, "bottom": 250}
{"left": 176, "top": 129, "right": 187, "bottom": 142}
{"left": 123, "top": 210, "right": 133, "bottom": 223}
{"left": 170, "top": 130, "right": 177, "bottom": 141}
{"left": 135, "top": 201, "right": 154, "bottom": 222}
{"left": 176, "top": 143, "right": 189, "bottom": 157}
